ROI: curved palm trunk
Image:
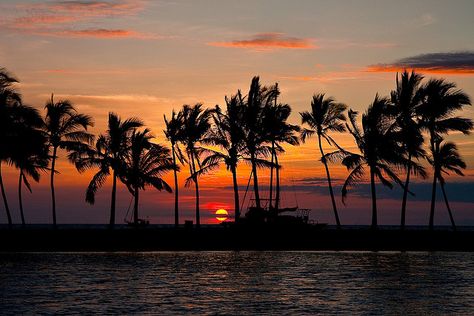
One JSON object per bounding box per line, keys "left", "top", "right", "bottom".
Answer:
{"left": 400, "top": 154, "right": 412, "bottom": 230}
{"left": 231, "top": 165, "right": 240, "bottom": 222}
{"left": 250, "top": 151, "right": 261, "bottom": 209}
{"left": 0, "top": 162, "right": 12, "bottom": 227}
{"left": 18, "top": 171, "right": 25, "bottom": 226}
{"left": 440, "top": 183, "right": 456, "bottom": 231}
{"left": 133, "top": 187, "right": 139, "bottom": 225}
{"left": 50, "top": 146, "right": 58, "bottom": 228}
{"left": 370, "top": 167, "right": 377, "bottom": 229}
{"left": 429, "top": 173, "right": 437, "bottom": 230}
{"left": 109, "top": 171, "right": 117, "bottom": 228}
{"left": 269, "top": 142, "right": 275, "bottom": 209}
{"left": 189, "top": 150, "right": 200, "bottom": 228}
{"left": 318, "top": 134, "right": 341, "bottom": 228}
{"left": 275, "top": 152, "right": 280, "bottom": 211}
{"left": 172, "top": 145, "right": 179, "bottom": 227}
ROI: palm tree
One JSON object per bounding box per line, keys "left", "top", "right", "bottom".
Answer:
{"left": 262, "top": 92, "right": 299, "bottom": 211}
{"left": 300, "top": 94, "right": 347, "bottom": 228}
{"left": 120, "top": 129, "right": 174, "bottom": 225}
{"left": 179, "top": 104, "right": 213, "bottom": 228}
{"left": 164, "top": 110, "right": 186, "bottom": 227}
{"left": 0, "top": 68, "right": 21, "bottom": 226}
{"left": 328, "top": 96, "right": 410, "bottom": 229}
{"left": 418, "top": 79, "right": 472, "bottom": 229}
{"left": 390, "top": 70, "right": 427, "bottom": 229}
{"left": 241, "top": 76, "right": 276, "bottom": 210}
{"left": 192, "top": 95, "right": 246, "bottom": 222}
{"left": 428, "top": 140, "right": 466, "bottom": 230}
{"left": 71, "top": 113, "right": 142, "bottom": 227}
{"left": 42, "top": 95, "right": 94, "bottom": 227}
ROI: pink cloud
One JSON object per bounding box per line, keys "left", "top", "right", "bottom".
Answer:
{"left": 208, "top": 33, "right": 316, "bottom": 50}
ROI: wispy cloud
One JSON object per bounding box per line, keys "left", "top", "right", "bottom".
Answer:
{"left": 367, "top": 51, "right": 474, "bottom": 74}
{"left": 4, "top": 0, "right": 163, "bottom": 40}
{"left": 208, "top": 33, "right": 316, "bottom": 51}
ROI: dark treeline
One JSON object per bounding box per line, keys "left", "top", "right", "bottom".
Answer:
{"left": 1, "top": 67, "right": 472, "bottom": 230}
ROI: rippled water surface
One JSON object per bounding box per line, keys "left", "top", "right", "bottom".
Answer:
{"left": 1, "top": 252, "right": 474, "bottom": 315}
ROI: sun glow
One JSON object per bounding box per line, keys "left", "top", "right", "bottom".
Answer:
{"left": 215, "top": 209, "right": 228, "bottom": 222}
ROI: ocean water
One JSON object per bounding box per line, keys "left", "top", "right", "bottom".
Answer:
{"left": 1, "top": 251, "right": 474, "bottom": 315}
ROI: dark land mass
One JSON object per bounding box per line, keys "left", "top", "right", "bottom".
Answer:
{"left": 1, "top": 225, "right": 474, "bottom": 252}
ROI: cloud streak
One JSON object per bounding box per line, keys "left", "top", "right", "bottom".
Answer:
{"left": 367, "top": 51, "right": 474, "bottom": 74}
{"left": 208, "top": 33, "right": 316, "bottom": 50}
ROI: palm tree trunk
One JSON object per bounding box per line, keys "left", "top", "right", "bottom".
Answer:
{"left": 269, "top": 142, "right": 275, "bottom": 209}
{"left": 18, "top": 171, "right": 25, "bottom": 226}
{"left": 231, "top": 165, "right": 240, "bottom": 222}
{"left": 172, "top": 145, "right": 179, "bottom": 227}
{"left": 275, "top": 152, "right": 280, "bottom": 211}
{"left": 370, "top": 167, "right": 377, "bottom": 229}
{"left": 400, "top": 154, "right": 412, "bottom": 230}
{"left": 133, "top": 187, "right": 139, "bottom": 225}
{"left": 109, "top": 170, "right": 117, "bottom": 228}
{"left": 250, "top": 151, "right": 261, "bottom": 209}
{"left": 440, "top": 183, "right": 456, "bottom": 231}
{"left": 50, "top": 146, "right": 58, "bottom": 228}
{"left": 190, "top": 150, "right": 200, "bottom": 228}
{"left": 318, "top": 134, "right": 341, "bottom": 228}
{"left": 0, "top": 162, "right": 12, "bottom": 227}
{"left": 429, "top": 173, "right": 437, "bottom": 230}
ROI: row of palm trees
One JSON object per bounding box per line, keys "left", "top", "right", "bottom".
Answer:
{"left": 1, "top": 66, "right": 472, "bottom": 229}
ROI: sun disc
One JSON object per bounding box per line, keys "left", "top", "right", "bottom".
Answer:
{"left": 215, "top": 209, "right": 228, "bottom": 222}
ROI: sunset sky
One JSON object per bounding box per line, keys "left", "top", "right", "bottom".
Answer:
{"left": 1, "top": 0, "right": 474, "bottom": 225}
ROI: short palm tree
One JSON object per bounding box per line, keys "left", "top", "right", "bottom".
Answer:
{"left": 328, "top": 96, "right": 410, "bottom": 229}
{"left": 164, "top": 110, "right": 186, "bottom": 227}
{"left": 300, "top": 93, "right": 347, "bottom": 228}
{"left": 179, "top": 103, "right": 213, "bottom": 228}
{"left": 72, "top": 113, "right": 142, "bottom": 227}
{"left": 120, "top": 129, "right": 174, "bottom": 225}
{"left": 418, "top": 79, "right": 472, "bottom": 229}
{"left": 428, "top": 140, "right": 466, "bottom": 230}
{"left": 42, "top": 95, "right": 94, "bottom": 227}
{"left": 390, "top": 70, "right": 427, "bottom": 229}
{"left": 263, "top": 94, "right": 299, "bottom": 211}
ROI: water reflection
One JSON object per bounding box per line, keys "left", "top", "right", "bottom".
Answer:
{"left": 1, "top": 252, "right": 473, "bottom": 314}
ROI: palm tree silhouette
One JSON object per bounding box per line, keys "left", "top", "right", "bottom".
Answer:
{"left": 262, "top": 91, "right": 299, "bottom": 211}
{"left": 193, "top": 95, "right": 246, "bottom": 222}
{"left": 390, "top": 70, "right": 427, "bottom": 229}
{"left": 120, "top": 129, "right": 174, "bottom": 225}
{"left": 328, "top": 96, "right": 409, "bottom": 229}
{"left": 428, "top": 140, "right": 466, "bottom": 230}
{"left": 179, "top": 104, "right": 213, "bottom": 228}
{"left": 418, "top": 79, "right": 472, "bottom": 229}
{"left": 300, "top": 94, "right": 347, "bottom": 228}
{"left": 72, "top": 113, "right": 142, "bottom": 227}
{"left": 164, "top": 110, "right": 186, "bottom": 227}
{"left": 241, "top": 76, "right": 275, "bottom": 210}
{"left": 42, "top": 95, "right": 94, "bottom": 227}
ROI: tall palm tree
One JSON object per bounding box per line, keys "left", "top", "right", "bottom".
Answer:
{"left": 179, "top": 104, "right": 213, "bottom": 228}
{"left": 72, "top": 113, "right": 142, "bottom": 227}
{"left": 191, "top": 95, "right": 246, "bottom": 222}
{"left": 263, "top": 93, "right": 299, "bottom": 211}
{"left": 42, "top": 95, "right": 94, "bottom": 227}
{"left": 428, "top": 140, "right": 466, "bottom": 230}
{"left": 418, "top": 79, "right": 472, "bottom": 229}
{"left": 164, "top": 110, "right": 186, "bottom": 227}
{"left": 390, "top": 70, "right": 427, "bottom": 229}
{"left": 328, "top": 96, "right": 411, "bottom": 229}
{"left": 0, "top": 68, "right": 21, "bottom": 226}
{"left": 120, "top": 129, "right": 174, "bottom": 225}
{"left": 241, "top": 76, "right": 276, "bottom": 210}
{"left": 300, "top": 94, "right": 347, "bottom": 228}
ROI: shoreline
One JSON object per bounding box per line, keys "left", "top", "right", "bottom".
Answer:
{"left": 1, "top": 225, "right": 473, "bottom": 252}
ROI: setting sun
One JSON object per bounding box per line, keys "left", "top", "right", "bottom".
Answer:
{"left": 215, "top": 209, "right": 228, "bottom": 222}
